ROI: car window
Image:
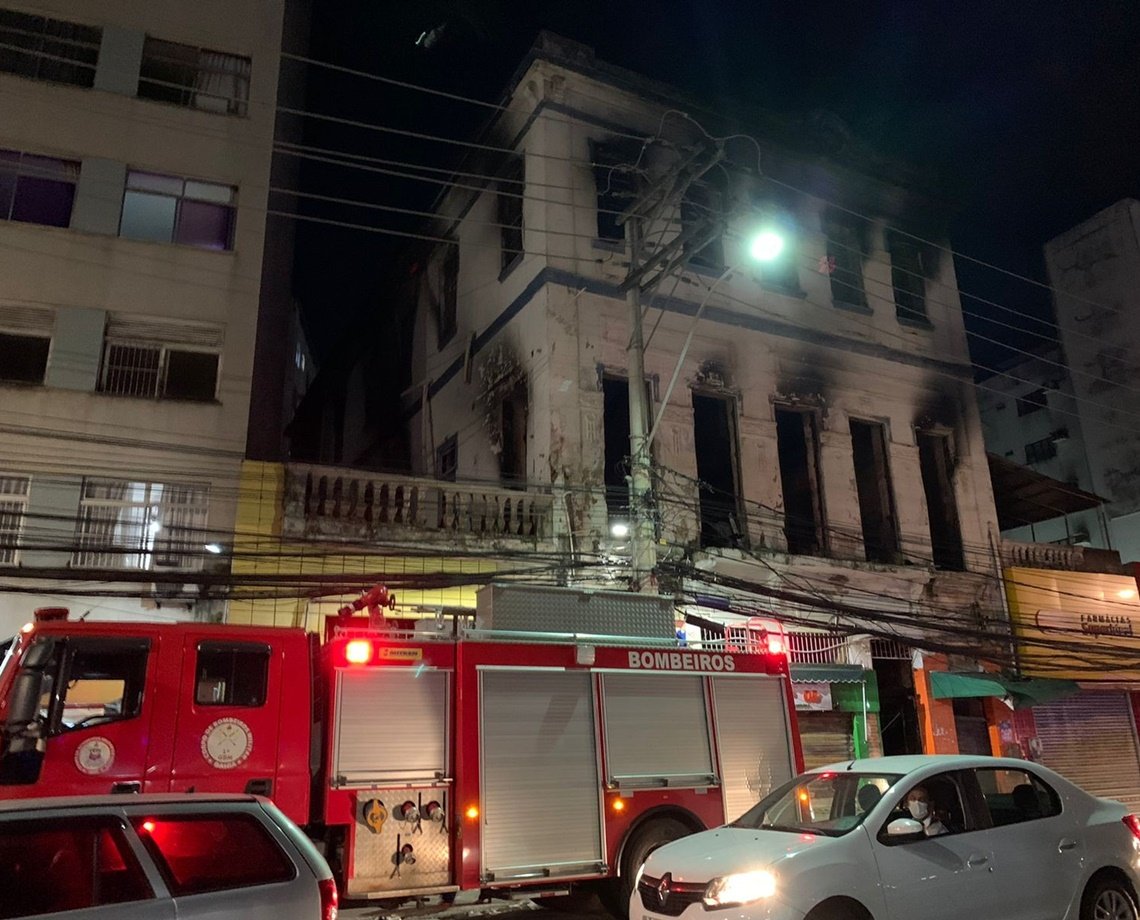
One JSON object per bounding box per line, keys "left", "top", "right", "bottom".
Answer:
{"left": 975, "top": 767, "right": 1061, "bottom": 826}
{"left": 881, "top": 771, "right": 971, "bottom": 840}
{"left": 133, "top": 813, "right": 295, "bottom": 896}
{"left": 733, "top": 771, "right": 903, "bottom": 837}
{"left": 0, "top": 815, "right": 153, "bottom": 918}
{"left": 52, "top": 640, "right": 149, "bottom": 734}
{"left": 194, "top": 642, "right": 269, "bottom": 707}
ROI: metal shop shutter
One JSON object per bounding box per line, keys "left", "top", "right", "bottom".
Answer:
{"left": 603, "top": 673, "right": 714, "bottom": 784}
{"left": 334, "top": 668, "right": 449, "bottom": 784}
{"left": 798, "top": 711, "right": 856, "bottom": 771}
{"left": 480, "top": 670, "right": 603, "bottom": 879}
{"left": 711, "top": 676, "right": 795, "bottom": 822}
{"left": 1035, "top": 691, "right": 1140, "bottom": 810}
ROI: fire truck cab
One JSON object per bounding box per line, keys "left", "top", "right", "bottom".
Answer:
{"left": 0, "top": 587, "right": 802, "bottom": 909}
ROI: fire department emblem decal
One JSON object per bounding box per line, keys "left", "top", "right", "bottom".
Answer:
{"left": 74, "top": 737, "right": 115, "bottom": 775}
{"left": 201, "top": 718, "right": 253, "bottom": 769}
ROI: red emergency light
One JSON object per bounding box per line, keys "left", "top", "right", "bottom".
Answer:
{"left": 344, "top": 640, "right": 373, "bottom": 666}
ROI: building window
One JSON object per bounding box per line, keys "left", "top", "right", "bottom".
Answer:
{"left": 681, "top": 179, "right": 724, "bottom": 270}
{"left": 753, "top": 212, "right": 801, "bottom": 294}
{"left": 99, "top": 339, "right": 219, "bottom": 401}
{"left": 436, "top": 435, "right": 458, "bottom": 482}
{"left": 822, "top": 212, "right": 866, "bottom": 309}
{"left": 1017, "top": 388, "right": 1048, "bottom": 416}
{"left": 1024, "top": 436, "right": 1057, "bottom": 465}
{"left": 850, "top": 419, "right": 900, "bottom": 563}
{"left": 137, "top": 37, "right": 251, "bottom": 116}
{"left": 0, "top": 148, "right": 79, "bottom": 228}
{"left": 497, "top": 155, "right": 524, "bottom": 274}
{"left": 73, "top": 479, "right": 209, "bottom": 570}
{"left": 0, "top": 9, "right": 100, "bottom": 88}
{"left": 917, "top": 430, "right": 964, "bottom": 571}
{"left": 694, "top": 391, "right": 744, "bottom": 548}
{"left": 0, "top": 331, "right": 49, "bottom": 383}
{"left": 0, "top": 475, "right": 29, "bottom": 565}
{"left": 889, "top": 234, "right": 927, "bottom": 324}
{"left": 591, "top": 139, "right": 639, "bottom": 242}
{"left": 499, "top": 379, "right": 528, "bottom": 486}
{"left": 437, "top": 245, "right": 458, "bottom": 348}
{"left": 119, "top": 171, "right": 236, "bottom": 250}
{"left": 776, "top": 407, "right": 826, "bottom": 556}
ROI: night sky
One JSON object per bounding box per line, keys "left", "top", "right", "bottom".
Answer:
{"left": 289, "top": 0, "right": 1140, "bottom": 385}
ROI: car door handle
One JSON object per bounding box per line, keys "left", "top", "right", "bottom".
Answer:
{"left": 967, "top": 854, "right": 990, "bottom": 867}
{"left": 111, "top": 781, "right": 141, "bottom": 794}
{"left": 1058, "top": 839, "right": 1078, "bottom": 852}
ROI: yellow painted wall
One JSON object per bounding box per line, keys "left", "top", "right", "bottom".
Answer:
{"left": 227, "top": 461, "right": 496, "bottom": 630}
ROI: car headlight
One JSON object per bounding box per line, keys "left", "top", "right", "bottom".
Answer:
{"left": 702, "top": 871, "right": 777, "bottom": 909}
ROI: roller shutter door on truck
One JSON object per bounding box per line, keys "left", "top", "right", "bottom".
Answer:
{"left": 479, "top": 670, "right": 603, "bottom": 880}
{"left": 1034, "top": 691, "right": 1140, "bottom": 810}
{"left": 710, "top": 676, "right": 795, "bottom": 822}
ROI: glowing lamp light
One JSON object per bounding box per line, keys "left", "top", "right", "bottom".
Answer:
{"left": 610, "top": 521, "right": 630, "bottom": 538}
{"left": 465, "top": 805, "right": 480, "bottom": 821}
{"left": 344, "top": 640, "right": 373, "bottom": 665}
{"left": 204, "top": 543, "right": 224, "bottom": 555}
{"left": 765, "top": 633, "right": 785, "bottom": 656}
{"left": 20, "top": 622, "right": 33, "bottom": 634}
{"left": 798, "top": 791, "right": 810, "bottom": 803}
{"left": 141, "top": 820, "right": 156, "bottom": 833}
{"left": 1118, "top": 588, "right": 1136, "bottom": 600}
{"left": 612, "top": 798, "right": 626, "bottom": 813}
{"left": 748, "top": 230, "right": 785, "bottom": 263}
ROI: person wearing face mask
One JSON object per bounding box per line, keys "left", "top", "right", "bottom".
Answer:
{"left": 904, "top": 785, "right": 948, "bottom": 836}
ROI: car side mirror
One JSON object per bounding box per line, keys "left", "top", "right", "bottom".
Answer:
{"left": 885, "top": 818, "right": 925, "bottom": 840}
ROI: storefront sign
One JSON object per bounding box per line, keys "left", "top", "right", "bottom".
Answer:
{"left": 1006, "top": 567, "right": 1140, "bottom": 681}
{"left": 793, "top": 682, "right": 833, "bottom": 711}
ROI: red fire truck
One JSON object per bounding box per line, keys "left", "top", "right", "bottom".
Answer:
{"left": 0, "top": 585, "right": 802, "bottom": 907}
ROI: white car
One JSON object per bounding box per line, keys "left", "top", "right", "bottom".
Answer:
{"left": 631, "top": 755, "right": 1140, "bottom": 920}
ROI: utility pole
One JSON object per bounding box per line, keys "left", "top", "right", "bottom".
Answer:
{"left": 620, "top": 142, "right": 724, "bottom": 591}
{"left": 625, "top": 217, "right": 656, "bottom": 590}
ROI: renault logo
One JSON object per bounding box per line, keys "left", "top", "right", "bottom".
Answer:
{"left": 657, "top": 873, "right": 671, "bottom": 906}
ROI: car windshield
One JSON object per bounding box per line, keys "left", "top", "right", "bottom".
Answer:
{"left": 733, "top": 771, "right": 904, "bottom": 837}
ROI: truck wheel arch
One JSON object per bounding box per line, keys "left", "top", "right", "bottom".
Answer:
{"left": 614, "top": 804, "right": 705, "bottom": 877}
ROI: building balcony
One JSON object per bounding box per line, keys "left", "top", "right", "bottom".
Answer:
{"left": 999, "top": 538, "right": 1124, "bottom": 573}
{"left": 282, "top": 463, "right": 556, "bottom": 548}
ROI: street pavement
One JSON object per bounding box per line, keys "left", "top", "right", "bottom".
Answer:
{"left": 341, "top": 899, "right": 606, "bottom": 920}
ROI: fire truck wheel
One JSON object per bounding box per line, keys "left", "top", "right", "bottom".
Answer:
{"left": 614, "top": 817, "right": 691, "bottom": 910}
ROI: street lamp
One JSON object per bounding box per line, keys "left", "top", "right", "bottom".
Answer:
{"left": 646, "top": 229, "right": 786, "bottom": 448}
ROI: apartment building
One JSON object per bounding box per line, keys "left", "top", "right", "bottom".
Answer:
{"left": 0, "top": 1, "right": 292, "bottom": 634}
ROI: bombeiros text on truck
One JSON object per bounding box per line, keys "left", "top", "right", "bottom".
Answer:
{"left": 0, "top": 583, "right": 802, "bottom": 910}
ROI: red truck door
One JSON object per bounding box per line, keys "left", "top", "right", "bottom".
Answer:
{"left": 30, "top": 634, "right": 159, "bottom": 796}
{"left": 165, "top": 636, "right": 285, "bottom": 801}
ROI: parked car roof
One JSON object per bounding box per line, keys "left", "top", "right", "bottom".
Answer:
{"left": 809, "top": 754, "right": 1057, "bottom": 774}
{"left": 0, "top": 793, "right": 263, "bottom": 815}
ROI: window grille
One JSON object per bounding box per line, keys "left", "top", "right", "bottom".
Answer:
{"left": 72, "top": 479, "right": 208, "bottom": 570}
{"left": 98, "top": 340, "right": 218, "bottom": 401}
{"left": 138, "top": 37, "right": 250, "bottom": 116}
{"left": 0, "top": 475, "right": 29, "bottom": 565}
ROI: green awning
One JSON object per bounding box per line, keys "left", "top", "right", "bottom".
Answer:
{"left": 929, "top": 671, "right": 1081, "bottom": 709}
{"left": 791, "top": 664, "right": 866, "bottom": 684}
